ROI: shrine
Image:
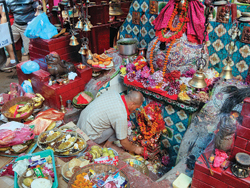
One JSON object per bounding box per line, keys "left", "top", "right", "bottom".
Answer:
{"left": 0, "top": 0, "right": 250, "bottom": 187}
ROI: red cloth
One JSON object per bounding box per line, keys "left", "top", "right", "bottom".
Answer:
{"left": 124, "top": 76, "right": 178, "bottom": 100}
{"left": 152, "top": 0, "right": 208, "bottom": 44}
{"left": 77, "top": 94, "right": 89, "bottom": 104}
{"left": 121, "top": 95, "right": 130, "bottom": 120}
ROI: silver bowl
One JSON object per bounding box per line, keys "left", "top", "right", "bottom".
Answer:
{"left": 117, "top": 38, "right": 138, "bottom": 56}
{"left": 241, "top": 12, "right": 250, "bottom": 17}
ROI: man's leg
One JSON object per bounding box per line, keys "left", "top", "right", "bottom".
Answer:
{"left": 93, "top": 128, "right": 117, "bottom": 147}
{"left": 20, "top": 25, "right": 30, "bottom": 57}
{"left": 1, "top": 23, "right": 20, "bottom": 70}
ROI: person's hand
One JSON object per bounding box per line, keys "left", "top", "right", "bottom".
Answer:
{"left": 134, "top": 146, "right": 144, "bottom": 155}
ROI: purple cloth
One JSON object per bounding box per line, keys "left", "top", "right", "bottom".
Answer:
{"left": 152, "top": 0, "right": 208, "bottom": 43}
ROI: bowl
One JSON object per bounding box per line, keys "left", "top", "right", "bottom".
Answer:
{"left": 1, "top": 96, "right": 34, "bottom": 122}
{"left": 241, "top": 12, "right": 250, "bottom": 17}
{"left": 123, "top": 158, "right": 149, "bottom": 176}
{"left": 18, "top": 174, "right": 53, "bottom": 188}
{"left": 68, "top": 164, "right": 130, "bottom": 188}
{"left": 38, "top": 129, "right": 62, "bottom": 144}
{"left": 117, "top": 38, "right": 138, "bottom": 56}
{"left": 72, "top": 91, "right": 94, "bottom": 109}
{"left": 61, "top": 157, "right": 90, "bottom": 182}
{"left": 213, "top": 0, "right": 227, "bottom": 5}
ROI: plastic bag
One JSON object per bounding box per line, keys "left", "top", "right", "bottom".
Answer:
{"left": 21, "top": 80, "right": 34, "bottom": 94}
{"left": 24, "top": 13, "right": 58, "bottom": 39}
{"left": 10, "top": 83, "right": 26, "bottom": 97}
{"left": 36, "top": 108, "right": 65, "bottom": 121}
{"left": 0, "top": 127, "right": 35, "bottom": 147}
{"left": 26, "top": 118, "right": 53, "bottom": 135}
{"left": 21, "top": 61, "right": 40, "bottom": 74}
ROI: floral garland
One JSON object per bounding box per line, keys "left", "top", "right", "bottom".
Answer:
{"left": 137, "top": 103, "right": 165, "bottom": 140}
{"left": 149, "top": 0, "right": 189, "bottom": 77}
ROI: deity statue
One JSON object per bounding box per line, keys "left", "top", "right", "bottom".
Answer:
{"left": 147, "top": 0, "right": 209, "bottom": 75}
{"left": 45, "top": 52, "right": 76, "bottom": 80}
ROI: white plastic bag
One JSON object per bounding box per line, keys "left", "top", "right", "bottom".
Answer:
{"left": 21, "top": 80, "right": 34, "bottom": 94}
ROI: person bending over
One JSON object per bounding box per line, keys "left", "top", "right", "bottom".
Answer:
{"left": 77, "top": 90, "right": 144, "bottom": 155}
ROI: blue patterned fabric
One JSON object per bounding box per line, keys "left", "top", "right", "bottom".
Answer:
{"left": 208, "top": 5, "right": 250, "bottom": 79}
{"left": 120, "top": 1, "right": 250, "bottom": 79}
{"left": 129, "top": 97, "right": 190, "bottom": 162}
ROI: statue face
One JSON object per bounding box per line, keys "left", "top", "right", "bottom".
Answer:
{"left": 45, "top": 52, "right": 60, "bottom": 64}
{"left": 51, "top": 54, "right": 60, "bottom": 62}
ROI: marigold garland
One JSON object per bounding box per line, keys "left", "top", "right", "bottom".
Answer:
{"left": 137, "top": 103, "right": 165, "bottom": 141}
{"left": 149, "top": 0, "right": 189, "bottom": 77}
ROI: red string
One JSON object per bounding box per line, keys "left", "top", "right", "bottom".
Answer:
{"left": 143, "top": 147, "right": 148, "bottom": 159}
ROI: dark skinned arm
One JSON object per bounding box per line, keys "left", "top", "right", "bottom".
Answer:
{"left": 120, "top": 137, "right": 144, "bottom": 155}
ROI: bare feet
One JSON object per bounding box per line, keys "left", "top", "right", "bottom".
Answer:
{"left": 103, "top": 140, "right": 113, "bottom": 148}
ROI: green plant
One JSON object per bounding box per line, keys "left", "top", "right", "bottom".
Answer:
{"left": 158, "top": 2, "right": 167, "bottom": 13}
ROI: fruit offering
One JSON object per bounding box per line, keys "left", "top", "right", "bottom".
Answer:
{"left": 69, "top": 167, "right": 128, "bottom": 188}
{"left": 87, "top": 53, "right": 113, "bottom": 69}
{"left": 8, "top": 102, "right": 33, "bottom": 118}
{"left": 15, "top": 155, "right": 55, "bottom": 188}
{"left": 32, "top": 93, "right": 45, "bottom": 108}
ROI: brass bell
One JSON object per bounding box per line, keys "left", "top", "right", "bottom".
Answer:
{"left": 87, "top": 49, "right": 93, "bottom": 60}
{"left": 75, "top": 19, "right": 84, "bottom": 29}
{"left": 188, "top": 70, "right": 207, "bottom": 89}
{"left": 82, "top": 44, "right": 89, "bottom": 50}
{"left": 220, "top": 61, "right": 233, "bottom": 80}
{"left": 79, "top": 47, "right": 87, "bottom": 55}
{"left": 86, "top": 19, "right": 93, "bottom": 28}
{"left": 109, "top": 1, "right": 124, "bottom": 16}
{"left": 69, "top": 35, "right": 79, "bottom": 46}
{"left": 82, "top": 23, "right": 91, "bottom": 32}
{"left": 59, "top": 95, "right": 66, "bottom": 113}
{"left": 188, "top": 58, "right": 207, "bottom": 89}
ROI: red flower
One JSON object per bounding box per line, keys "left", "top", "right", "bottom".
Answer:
{"left": 171, "top": 70, "right": 181, "bottom": 79}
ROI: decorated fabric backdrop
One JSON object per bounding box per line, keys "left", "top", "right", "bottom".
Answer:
{"left": 207, "top": 5, "right": 250, "bottom": 79}
{"left": 119, "top": 0, "right": 250, "bottom": 79}
{"left": 129, "top": 96, "right": 191, "bottom": 164}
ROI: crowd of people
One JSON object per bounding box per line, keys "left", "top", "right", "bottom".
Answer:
{"left": 0, "top": 0, "right": 38, "bottom": 72}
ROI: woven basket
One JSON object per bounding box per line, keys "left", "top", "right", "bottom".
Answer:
{"left": 1, "top": 96, "right": 34, "bottom": 122}
{"left": 68, "top": 164, "right": 130, "bottom": 188}
{"left": 72, "top": 91, "right": 94, "bottom": 109}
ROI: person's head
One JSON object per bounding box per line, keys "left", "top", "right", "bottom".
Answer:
{"left": 125, "top": 91, "right": 143, "bottom": 113}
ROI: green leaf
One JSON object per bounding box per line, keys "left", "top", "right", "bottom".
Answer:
{"left": 213, "top": 9, "right": 216, "bottom": 19}
{"left": 166, "top": 127, "right": 173, "bottom": 138}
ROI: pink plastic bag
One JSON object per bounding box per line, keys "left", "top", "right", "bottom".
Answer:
{"left": 0, "top": 83, "right": 26, "bottom": 105}
{"left": 0, "top": 127, "right": 35, "bottom": 147}
{"left": 213, "top": 149, "right": 228, "bottom": 168}
{"left": 9, "top": 83, "right": 26, "bottom": 100}
{"left": 0, "top": 129, "right": 16, "bottom": 145}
